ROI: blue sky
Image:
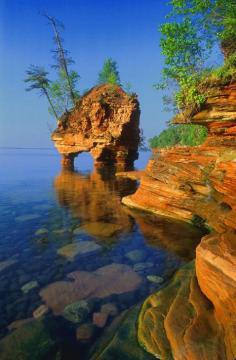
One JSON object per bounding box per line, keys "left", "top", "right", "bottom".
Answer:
{"left": 0, "top": 0, "right": 172, "bottom": 148}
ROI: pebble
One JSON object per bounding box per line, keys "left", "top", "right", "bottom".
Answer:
{"left": 93, "top": 312, "right": 108, "bottom": 328}
{"left": 146, "top": 275, "right": 164, "bottom": 284}
{"left": 76, "top": 323, "right": 94, "bottom": 341}
{"left": 21, "top": 281, "right": 39, "bottom": 294}
{"left": 125, "top": 249, "right": 146, "bottom": 263}
{"left": 33, "top": 304, "right": 49, "bottom": 319}
{"left": 35, "top": 228, "right": 48, "bottom": 236}
{"left": 100, "top": 303, "right": 118, "bottom": 317}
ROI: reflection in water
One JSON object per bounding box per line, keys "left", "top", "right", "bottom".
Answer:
{"left": 54, "top": 166, "right": 138, "bottom": 241}
{"left": 0, "top": 157, "right": 203, "bottom": 360}
{"left": 124, "top": 208, "right": 202, "bottom": 261}
{"left": 54, "top": 166, "right": 201, "bottom": 261}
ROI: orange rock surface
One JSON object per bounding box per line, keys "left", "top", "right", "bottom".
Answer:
{"left": 51, "top": 84, "right": 140, "bottom": 169}
{"left": 122, "top": 84, "right": 236, "bottom": 359}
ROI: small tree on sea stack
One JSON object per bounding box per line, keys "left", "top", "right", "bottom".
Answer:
{"left": 98, "top": 58, "right": 121, "bottom": 85}
{"left": 24, "top": 65, "right": 59, "bottom": 122}
{"left": 43, "top": 13, "right": 80, "bottom": 107}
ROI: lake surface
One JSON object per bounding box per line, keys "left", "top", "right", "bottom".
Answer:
{"left": 0, "top": 149, "right": 202, "bottom": 359}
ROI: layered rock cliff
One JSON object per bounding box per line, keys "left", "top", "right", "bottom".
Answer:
{"left": 122, "top": 84, "right": 236, "bottom": 359}
{"left": 51, "top": 84, "right": 140, "bottom": 169}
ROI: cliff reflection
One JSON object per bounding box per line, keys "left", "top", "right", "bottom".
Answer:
{"left": 54, "top": 166, "right": 137, "bottom": 239}
{"left": 54, "top": 166, "right": 202, "bottom": 259}
{"left": 124, "top": 208, "right": 202, "bottom": 261}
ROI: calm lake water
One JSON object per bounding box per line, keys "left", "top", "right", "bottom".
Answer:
{"left": 0, "top": 149, "right": 202, "bottom": 359}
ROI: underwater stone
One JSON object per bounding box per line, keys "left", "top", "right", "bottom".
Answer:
{"left": 63, "top": 300, "right": 91, "bottom": 324}
{"left": 133, "top": 262, "right": 154, "bottom": 272}
{"left": 125, "top": 249, "right": 146, "bottom": 263}
{"left": 33, "top": 304, "right": 49, "bottom": 319}
{"left": 21, "top": 280, "right": 39, "bottom": 294}
{"left": 35, "top": 228, "right": 48, "bottom": 236}
{"left": 146, "top": 275, "right": 164, "bottom": 284}
{"left": 76, "top": 323, "right": 94, "bottom": 341}
{"left": 79, "top": 222, "right": 122, "bottom": 238}
{"left": 57, "top": 241, "right": 101, "bottom": 259}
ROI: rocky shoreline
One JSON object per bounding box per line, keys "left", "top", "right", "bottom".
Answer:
{"left": 121, "top": 84, "right": 236, "bottom": 359}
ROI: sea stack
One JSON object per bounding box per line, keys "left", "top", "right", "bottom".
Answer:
{"left": 51, "top": 84, "right": 140, "bottom": 170}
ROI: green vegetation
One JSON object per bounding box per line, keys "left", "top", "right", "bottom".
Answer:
{"left": 158, "top": 0, "right": 236, "bottom": 116}
{"left": 98, "top": 58, "right": 121, "bottom": 85}
{"left": 24, "top": 65, "right": 59, "bottom": 121}
{"left": 149, "top": 125, "right": 207, "bottom": 149}
{"left": 25, "top": 14, "right": 80, "bottom": 121}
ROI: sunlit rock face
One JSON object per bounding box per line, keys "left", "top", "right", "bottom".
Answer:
{"left": 122, "top": 84, "right": 236, "bottom": 359}
{"left": 51, "top": 84, "right": 140, "bottom": 169}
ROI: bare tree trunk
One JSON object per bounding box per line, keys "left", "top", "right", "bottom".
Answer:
{"left": 44, "top": 14, "right": 76, "bottom": 106}
{"left": 43, "top": 88, "right": 59, "bottom": 123}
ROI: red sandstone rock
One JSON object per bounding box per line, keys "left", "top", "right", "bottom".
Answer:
{"left": 122, "top": 83, "right": 236, "bottom": 359}
{"left": 51, "top": 84, "right": 140, "bottom": 169}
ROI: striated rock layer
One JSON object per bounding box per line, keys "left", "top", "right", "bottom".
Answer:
{"left": 122, "top": 84, "right": 236, "bottom": 359}
{"left": 51, "top": 84, "right": 140, "bottom": 169}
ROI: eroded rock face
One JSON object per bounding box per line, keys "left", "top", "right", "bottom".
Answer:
{"left": 122, "top": 84, "right": 236, "bottom": 359}
{"left": 138, "top": 262, "right": 227, "bottom": 360}
{"left": 51, "top": 84, "right": 140, "bottom": 169}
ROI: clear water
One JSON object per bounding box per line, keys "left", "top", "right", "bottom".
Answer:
{"left": 0, "top": 149, "right": 202, "bottom": 359}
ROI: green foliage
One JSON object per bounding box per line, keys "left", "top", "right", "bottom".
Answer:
{"left": 158, "top": 0, "right": 236, "bottom": 114}
{"left": 24, "top": 65, "right": 59, "bottom": 119}
{"left": 24, "top": 65, "right": 50, "bottom": 94}
{"left": 149, "top": 125, "right": 207, "bottom": 149}
{"left": 48, "top": 69, "right": 80, "bottom": 116}
{"left": 205, "top": 53, "right": 236, "bottom": 86}
{"left": 25, "top": 14, "right": 80, "bottom": 121}
{"left": 98, "top": 58, "right": 121, "bottom": 85}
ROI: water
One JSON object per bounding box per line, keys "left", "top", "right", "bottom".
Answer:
{"left": 0, "top": 149, "right": 202, "bottom": 359}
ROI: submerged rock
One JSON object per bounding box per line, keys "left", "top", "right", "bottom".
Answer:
{"left": 7, "top": 318, "right": 34, "bottom": 331}
{"left": 89, "top": 305, "right": 154, "bottom": 360}
{"left": 35, "top": 228, "right": 48, "bottom": 236}
{"left": 15, "top": 214, "right": 40, "bottom": 222}
{"left": 33, "top": 304, "right": 49, "bottom": 319}
{"left": 138, "top": 262, "right": 227, "bottom": 360}
{"left": 63, "top": 300, "right": 91, "bottom": 324}
{"left": 40, "top": 263, "right": 142, "bottom": 315}
{"left": 0, "top": 258, "right": 17, "bottom": 273}
{"left": 100, "top": 303, "right": 118, "bottom": 317}
{"left": 76, "top": 323, "right": 94, "bottom": 341}
{"left": 93, "top": 312, "right": 108, "bottom": 328}
{"left": 125, "top": 249, "right": 146, "bottom": 263}
{"left": 79, "top": 222, "right": 122, "bottom": 238}
{"left": 0, "top": 319, "right": 54, "bottom": 360}
{"left": 133, "top": 262, "right": 154, "bottom": 272}
{"left": 57, "top": 241, "right": 101, "bottom": 259}
{"left": 21, "top": 280, "right": 38, "bottom": 294}
{"left": 146, "top": 275, "right": 164, "bottom": 284}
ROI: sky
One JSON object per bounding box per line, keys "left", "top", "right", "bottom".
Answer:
{"left": 0, "top": 0, "right": 172, "bottom": 148}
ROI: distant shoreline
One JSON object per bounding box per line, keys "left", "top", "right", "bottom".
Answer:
{"left": 0, "top": 147, "right": 54, "bottom": 150}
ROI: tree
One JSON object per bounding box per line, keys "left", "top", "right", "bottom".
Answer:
{"left": 98, "top": 58, "right": 121, "bottom": 85}
{"left": 43, "top": 13, "right": 80, "bottom": 108}
{"left": 24, "top": 65, "right": 59, "bottom": 121}
{"left": 48, "top": 69, "right": 80, "bottom": 116}
{"left": 157, "top": 0, "right": 236, "bottom": 113}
